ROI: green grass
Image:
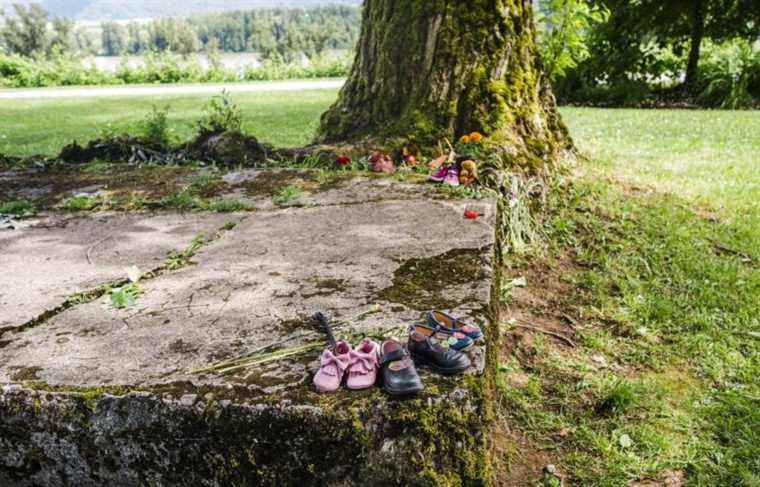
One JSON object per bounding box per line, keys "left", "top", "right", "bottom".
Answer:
{"left": 519, "top": 180, "right": 758, "bottom": 485}
{"left": 165, "top": 234, "right": 205, "bottom": 270}
{"left": 1, "top": 90, "right": 758, "bottom": 484}
{"left": 273, "top": 184, "right": 303, "bottom": 205}
{"left": 60, "top": 195, "right": 100, "bottom": 211}
{"left": 206, "top": 198, "right": 253, "bottom": 212}
{"left": 498, "top": 108, "right": 759, "bottom": 485}
{"left": 0, "top": 198, "right": 36, "bottom": 217}
{"left": 561, "top": 108, "right": 760, "bottom": 261}
{"left": 0, "top": 89, "right": 337, "bottom": 156}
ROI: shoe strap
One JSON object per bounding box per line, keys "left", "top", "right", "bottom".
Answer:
{"left": 380, "top": 348, "right": 409, "bottom": 366}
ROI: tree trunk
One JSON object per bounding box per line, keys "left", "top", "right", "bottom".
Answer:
{"left": 317, "top": 0, "right": 572, "bottom": 173}
{"left": 685, "top": 0, "right": 705, "bottom": 93}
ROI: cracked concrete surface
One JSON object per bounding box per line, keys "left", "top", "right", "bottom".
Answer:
{"left": 0, "top": 171, "right": 498, "bottom": 485}
{"left": 0, "top": 212, "right": 239, "bottom": 331}
{"left": 1, "top": 193, "right": 494, "bottom": 390}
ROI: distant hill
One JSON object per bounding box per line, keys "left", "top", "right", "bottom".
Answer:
{"left": 1, "top": 0, "right": 362, "bottom": 20}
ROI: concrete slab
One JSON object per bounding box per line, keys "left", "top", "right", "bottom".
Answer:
{"left": 0, "top": 212, "right": 240, "bottom": 330}
{"left": 0, "top": 175, "right": 498, "bottom": 485}
{"left": 1, "top": 199, "right": 492, "bottom": 387}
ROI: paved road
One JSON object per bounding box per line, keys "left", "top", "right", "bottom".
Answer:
{"left": 0, "top": 79, "right": 345, "bottom": 100}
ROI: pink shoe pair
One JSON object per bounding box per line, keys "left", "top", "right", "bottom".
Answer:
{"left": 313, "top": 339, "right": 380, "bottom": 392}
{"left": 429, "top": 165, "right": 460, "bottom": 186}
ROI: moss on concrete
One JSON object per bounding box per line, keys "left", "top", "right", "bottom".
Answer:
{"left": 1, "top": 374, "right": 491, "bottom": 486}
{"left": 376, "top": 247, "right": 490, "bottom": 311}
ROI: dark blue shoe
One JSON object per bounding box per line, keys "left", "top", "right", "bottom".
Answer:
{"left": 427, "top": 311, "right": 484, "bottom": 341}
{"left": 410, "top": 323, "right": 474, "bottom": 352}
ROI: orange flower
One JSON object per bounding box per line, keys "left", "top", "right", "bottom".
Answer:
{"left": 459, "top": 134, "right": 471, "bottom": 144}
{"left": 469, "top": 132, "right": 483, "bottom": 142}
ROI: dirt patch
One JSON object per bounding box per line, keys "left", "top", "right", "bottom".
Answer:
{"left": 494, "top": 256, "right": 588, "bottom": 484}
{"left": 0, "top": 165, "right": 198, "bottom": 209}
{"left": 500, "top": 257, "right": 584, "bottom": 361}
{"left": 493, "top": 422, "right": 556, "bottom": 487}
{"left": 186, "top": 131, "right": 273, "bottom": 167}
{"left": 10, "top": 366, "right": 43, "bottom": 382}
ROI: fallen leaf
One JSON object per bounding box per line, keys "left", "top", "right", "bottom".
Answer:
{"left": 125, "top": 265, "right": 142, "bottom": 283}
{"left": 619, "top": 433, "right": 633, "bottom": 449}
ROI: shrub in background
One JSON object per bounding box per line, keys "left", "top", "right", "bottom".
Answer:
{"left": 141, "top": 105, "right": 172, "bottom": 145}
{"left": 537, "top": 0, "right": 608, "bottom": 81}
{"left": 0, "top": 51, "right": 351, "bottom": 88}
{"left": 697, "top": 40, "right": 760, "bottom": 109}
{"left": 197, "top": 91, "right": 243, "bottom": 135}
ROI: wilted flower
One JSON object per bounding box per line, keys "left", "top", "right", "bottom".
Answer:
{"left": 125, "top": 265, "right": 142, "bottom": 283}
{"left": 370, "top": 152, "right": 396, "bottom": 174}
{"left": 335, "top": 155, "right": 351, "bottom": 167}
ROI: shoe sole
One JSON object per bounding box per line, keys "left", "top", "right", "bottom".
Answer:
{"left": 383, "top": 383, "right": 424, "bottom": 397}
{"left": 411, "top": 354, "right": 469, "bottom": 376}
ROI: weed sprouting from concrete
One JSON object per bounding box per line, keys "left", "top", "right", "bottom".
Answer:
{"left": 60, "top": 195, "right": 100, "bottom": 211}
{"left": 207, "top": 198, "right": 252, "bottom": 213}
{"left": 0, "top": 199, "right": 36, "bottom": 217}
{"left": 108, "top": 283, "right": 141, "bottom": 309}
{"left": 165, "top": 234, "right": 205, "bottom": 270}
{"left": 273, "top": 184, "right": 302, "bottom": 205}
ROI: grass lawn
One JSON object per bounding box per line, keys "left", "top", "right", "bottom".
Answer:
{"left": 0, "top": 89, "right": 337, "bottom": 156}
{"left": 1, "top": 91, "right": 758, "bottom": 485}
{"left": 499, "top": 108, "right": 759, "bottom": 485}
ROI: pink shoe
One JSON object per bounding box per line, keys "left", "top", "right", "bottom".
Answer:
{"left": 313, "top": 340, "right": 352, "bottom": 393}
{"left": 346, "top": 339, "right": 380, "bottom": 390}
{"left": 429, "top": 165, "right": 450, "bottom": 183}
{"left": 444, "top": 167, "right": 460, "bottom": 186}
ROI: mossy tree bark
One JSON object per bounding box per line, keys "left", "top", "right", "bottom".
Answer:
{"left": 318, "top": 0, "right": 573, "bottom": 172}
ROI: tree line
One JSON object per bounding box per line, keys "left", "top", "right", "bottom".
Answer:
{"left": 0, "top": 3, "right": 360, "bottom": 59}
{"left": 2, "top": 1, "right": 758, "bottom": 106}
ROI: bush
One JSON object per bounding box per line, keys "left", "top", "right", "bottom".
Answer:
{"left": 0, "top": 52, "right": 114, "bottom": 88}
{"left": 697, "top": 40, "right": 760, "bottom": 109}
{"left": 141, "top": 105, "right": 172, "bottom": 145}
{"left": 555, "top": 77, "right": 652, "bottom": 107}
{"left": 197, "top": 91, "right": 243, "bottom": 134}
{"left": 0, "top": 51, "right": 351, "bottom": 88}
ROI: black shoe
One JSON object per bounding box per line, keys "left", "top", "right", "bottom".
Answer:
{"left": 379, "top": 339, "right": 424, "bottom": 397}
{"left": 408, "top": 330, "right": 471, "bottom": 376}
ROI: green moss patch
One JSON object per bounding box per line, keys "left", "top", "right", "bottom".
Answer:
{"left": 376, "top": 247, "right": 491, "bottom": 311}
